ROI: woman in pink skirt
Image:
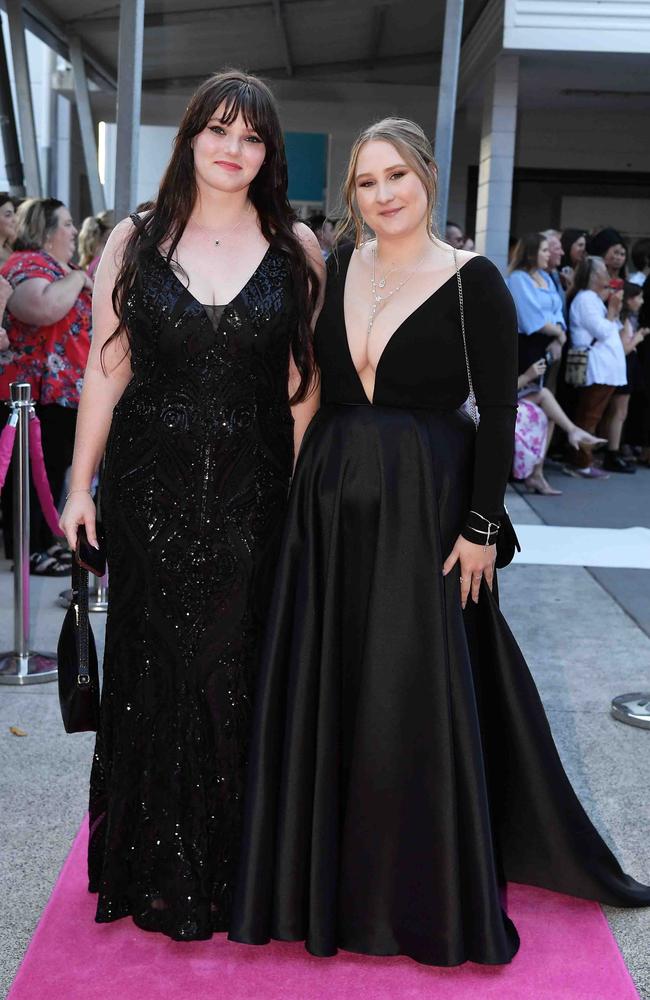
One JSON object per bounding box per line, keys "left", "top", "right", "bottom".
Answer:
{"left": 514, "top": 357, "right": 605, "bottom": 493}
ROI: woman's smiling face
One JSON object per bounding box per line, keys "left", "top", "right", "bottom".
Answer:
{"left": 192, "top": 103, "right": 266, "bottom": 195}
{"left": 354, "top": 139, "right": 430, "bottom": 240}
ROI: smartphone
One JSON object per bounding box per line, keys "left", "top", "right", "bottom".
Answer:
{"left": 76, "top": 524, "right": 107, "bottom": 577}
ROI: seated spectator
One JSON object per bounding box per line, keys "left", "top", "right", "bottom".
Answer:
{"left": 515, "top": 357, "right": 606, "bottom": 494}
{"left": 445, "top": 220, "right": 464, "bottom": 249}
{"left": 0, "top": 197, "right": 93, "bottom": 572}
{"left": 0, "top": 193, "right": 17, "bottom": 265}
{"left": 78, "top": 209, "right": 113, "bottom": 277}
{"left": 588, "top": 227, "right": 627, "bottom": 281}
{"left": 559, "top": 228, "right": 587, "bottom": 291}
{"left": 507, "top": 232, "right": 567, "bottom": 399}
{"left": 628, "top": 237, "right": 650, "bottom": 287}
{"left": 565, "top": 256, "right": 626, "bottom": 479}
{"left": 601, "top": 281, "right": 648, "bottom": 473}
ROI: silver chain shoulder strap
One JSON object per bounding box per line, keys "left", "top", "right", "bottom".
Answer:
{"left": 452, "top": 247, "right": 479, "bottom": 429}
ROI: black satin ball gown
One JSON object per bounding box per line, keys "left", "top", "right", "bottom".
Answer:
{"left": 89, "top": 243, "right": 296, "bottom": 940}
{"left": 230, "top": 246, "right": 650, "bottom": 966}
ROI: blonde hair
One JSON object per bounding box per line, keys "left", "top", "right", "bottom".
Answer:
{"left": 14, "top": 197, "right": 64, "bottom": 252}
{"left": 335, "top": 118, "right": 439, "bottom": 248}
{"left": 78, "top": 210, "right": 113, "bottom": 269}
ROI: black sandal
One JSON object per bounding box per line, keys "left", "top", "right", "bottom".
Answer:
{"left": 29, "top": 549, "right": 72, "bottom": 577}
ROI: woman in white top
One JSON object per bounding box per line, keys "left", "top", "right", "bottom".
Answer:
{"left": 566, "top": 256, "right": 626, "bottom": 477}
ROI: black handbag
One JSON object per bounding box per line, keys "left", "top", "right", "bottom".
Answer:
{"left": 57, "top": 528, "right": 105, "bottom": 733}
{"left": 453, "top": 249, "right": 522, "bottom": 569}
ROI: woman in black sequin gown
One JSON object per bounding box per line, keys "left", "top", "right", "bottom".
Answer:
{"left": 60, "top": 72, "right": 324, "bottom": 940}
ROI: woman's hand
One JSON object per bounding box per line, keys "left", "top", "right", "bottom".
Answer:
{"left": 0, "top": 326, "right": 9, "bottom": 351}
{"left": 548, "top": 339, "right": 562, "bottom": 361}
{"left": 0, "top": 274, "right": 12, "bottom": 311}
{"left": 59, "top": 491, "right": 97, "bottom": 552}
{"left": 523, "top": 358, "right": 546, "bottom": 384}
{"left": 442, "top": 535, "right": 497, "bottom": 610}
{"left": 607, "top": 288, "right": 623, "bottom": 319}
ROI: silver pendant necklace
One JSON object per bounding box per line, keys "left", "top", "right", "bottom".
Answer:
{"left": 191, "top": 205, "right": 253, "bottom": 247}
{"left": 368, "top": 244, "right": 430, "bottom": 337}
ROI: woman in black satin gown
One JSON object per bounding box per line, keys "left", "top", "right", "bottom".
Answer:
{"left": 230, "top": 118, "right": 650, "bottom": 965}
{"left": 59, "top": 72, "right": 323, "bottom": 940}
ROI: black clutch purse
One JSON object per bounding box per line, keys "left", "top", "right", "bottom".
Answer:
{"left": 57, "top": 526, "right": 105, "bottom": 734}
{"left": 495, "top": 508, "right": 521, "bottom": 569}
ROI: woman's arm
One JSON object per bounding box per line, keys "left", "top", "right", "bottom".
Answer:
{"left": 59, "top": 219, "right": 135, "bottom": 549}
{"left": 289, "top": 223, "right": 326, "bottom": 463}
{"left": 620, "top": 318, "right": 644, "bottom": 355}
{"left": 580, "top": 291, "right": 621, "bottom": 342}
{"left": 443, "top": 257, "right": 519, "bottom": 606}
{"left": 8, "top": 269, "right": 89, "bottom": 326}
{"left": 518, "top": 358, "right": 546, "bottom": 389}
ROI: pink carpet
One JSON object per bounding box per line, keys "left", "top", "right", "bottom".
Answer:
{"left": 8, "top": 823, "right": 639, "bottom": 1000}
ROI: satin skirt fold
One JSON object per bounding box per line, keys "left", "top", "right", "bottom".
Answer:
{"left": 229, "top": 404, "right": 650, "bottom": 966}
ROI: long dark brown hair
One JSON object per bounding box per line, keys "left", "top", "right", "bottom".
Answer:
{"left": 508, "top": 232, "right": 545, "bottom": 274}
{"left": 105, "top": 70, "right": 319, "bottom": 403}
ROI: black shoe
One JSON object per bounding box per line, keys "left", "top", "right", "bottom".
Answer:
{"left": 602, "top": 452, "right": 637, "bottom": 474}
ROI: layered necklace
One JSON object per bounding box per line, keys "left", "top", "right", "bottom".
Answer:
{"left": 368, "top": 242, "right": 431, "bottom": 337}
{"left": 191, "top": 204, "right": 254, "bottom": 247}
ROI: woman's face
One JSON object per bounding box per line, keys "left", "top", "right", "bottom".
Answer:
{"left": 536, "top": 239, "right": 550, "bottom": 271}
{"left": 627, "top": 292, "right": 643, "bottom": 314}
{"left": 45, "top": 206, "right": 77, "bottom": 264}
{"left": 570, "top": 235, "right": 586, "bottom": 265}
{"left": 192, "top": 104, "right": 267, "bottom": 197}
{"left": 0, "top": 200, "right": 17, "bottom": 244}
{"left": 354, "top": 139, "right": 430, "bottom": 242}
{"left": 603, "top": 243, "right": 626, "bottom": 276}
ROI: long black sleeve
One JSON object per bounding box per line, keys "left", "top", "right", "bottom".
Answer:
{"left": 459, "top": 257, "right": 518, "bottom": 536}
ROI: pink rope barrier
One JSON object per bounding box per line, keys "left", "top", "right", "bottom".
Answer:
{"left": 28, "top": 413, "right": 63, "bottom": 537}
{"left": 0, "top": 419, "right": 16, "bottom": 491}
{"left": 0, "top": 405, "right": 63, "bottom": 537}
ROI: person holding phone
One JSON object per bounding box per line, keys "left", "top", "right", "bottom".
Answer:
{"left": 59, "top": 70, "right": 324, "bottom": 941}
{"left": 515, "top": 357, "right": 606, "bottom": 492}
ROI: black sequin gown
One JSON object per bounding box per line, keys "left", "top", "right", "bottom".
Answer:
{"left": 88, "top": 246, "right": 296, "bottom": 940}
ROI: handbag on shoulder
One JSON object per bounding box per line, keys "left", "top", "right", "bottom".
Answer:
{"left": 57, "top": 525, "right": 105, "bottom": 734}
{"left": 452, "top": 249, "right": 521, "bottom": 569}
{"left": 564, "top": 346, "right": 590, "bottom": 387}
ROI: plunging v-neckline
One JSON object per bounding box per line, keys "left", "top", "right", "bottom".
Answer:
{"left": 156, "top": 245, "right": 272, "bottom": 320}
{"left": 341, "top": 249, "right": 480, "bottom": 405}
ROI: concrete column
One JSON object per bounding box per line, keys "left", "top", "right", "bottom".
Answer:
{"left": 434, "top": 0, "right": 464, "bottom": 229}
{"left": 5, "top": 0, "right": 42, "bottom": 196}
{"left": 114, "top": 0, "right": 144, "bottom": 220}
{"left": 325, "top": 129, "right": 357, "bottom": 219}
{"left": 474, "top": 54, "right": 519, "bottom": 274}
{"left": 0, "top": 18, "right": 24, "bottom": 195}
{"left": 69, "top": 36, "right": 105, "bottom": 214}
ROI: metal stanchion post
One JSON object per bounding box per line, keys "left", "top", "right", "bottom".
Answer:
{"left": 611, "top": 693, "right": 650, "bottom": 731}
{"left": 61, "top": 569, "right": 109, "bottom": 613}
{"left": 0, "top": 383, "right": 57, "bottom": 683}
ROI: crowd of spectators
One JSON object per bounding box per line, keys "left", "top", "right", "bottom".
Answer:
{"left": 447, "top": 219, "right": 650, "bottom": 495}
{"left": 0, "top": 196, "right": 106, "bottom": 574}
{"left": 0, "top": 198, "right": 648, "bottom": 575}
